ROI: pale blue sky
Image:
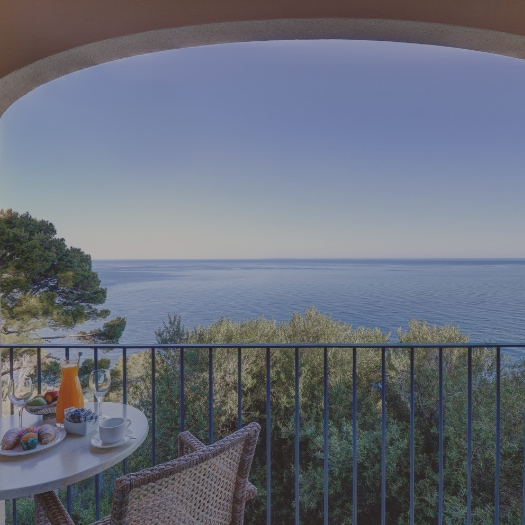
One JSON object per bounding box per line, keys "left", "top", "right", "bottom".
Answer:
{"left": 1, "top": 40, "right": 524, "bottom": 258}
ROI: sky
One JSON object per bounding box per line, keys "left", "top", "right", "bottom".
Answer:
{"left": 1, "top": 39, "right": 525, "bottom": 259}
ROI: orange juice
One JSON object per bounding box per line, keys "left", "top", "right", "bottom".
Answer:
{"left": 55, "top": 361, "right": 84, "bottom": 424}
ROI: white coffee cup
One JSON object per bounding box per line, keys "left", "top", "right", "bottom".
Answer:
{"left": 99, "top": 417, "right": 132, "bottom": 443}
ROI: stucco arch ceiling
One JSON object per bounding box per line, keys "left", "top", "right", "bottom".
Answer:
{"left": 1, "top": 0, "right": 525, "bottom": 118}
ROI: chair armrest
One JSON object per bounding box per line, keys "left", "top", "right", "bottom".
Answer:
{"left": 178, "top": 430, "right": 206, "bottom": 457}
{"left": 245, "top": 481, "right": 257, "bottom": 501}
{"left": 34, "top": 492, "right": 75, "bottom": 525}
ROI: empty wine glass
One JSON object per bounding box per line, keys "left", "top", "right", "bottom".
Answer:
{"left": 5, "top": 376, "right": 33, "bottom": 428}
{"left": 89, "top": 369, "right": 111, "bottom": 420}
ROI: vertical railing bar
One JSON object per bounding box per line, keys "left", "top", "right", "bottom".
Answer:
{"left": 495, "top": 346, "right": 501, "bottom": 525}
{"left": 65, "top": 340, "right": 70, "bottom": 517}
{"left": 6, "top": 347, "right": 19, "bottom": 525}
{"left": 467, "top": 346, "right": 472, "bottom": 525}
{"left": 66, "top": 342, "right": 71, "bottom": 515}
{"left": 93, "top": 347, "right": 99, "bottom": 429}
{"left": 522, "top": 374, "right": 525, "bottom": 525}
{"left": 238, "top": 347, "right": 242, "bottom": 430}
{"left": 123, "top": 347, "right": 128, "bottom": 475}
{"left": 94, "top": 350, "right": 102, "bottom": 520}
{"left": 180, "top": 347, "right": 185, "bottom": 433}
{"left": 65, "top": 333, "right": 70, "bottom": 519}
{"left": 209, "top": 347, "right": 214, "bottom": 444}
{"left": 323, "top": 347, "right": 329, "bottom": 525}
{"left": 381, "top": 347, "right": 386, "bottom": 525}
{"left": 9, "top": 348, "right": 14, "bottom": 415}
{"left": 295, "top": 347, "right": 300, "bottom": 525}
{"left": 266, "top": 347, "right": 271, "bottom": 525}
{"left": 353, "top": 347, "right": 358, "bottom": 525}
{"left": 95, "top": 473, "right": 100, "bottom": 521}
{"left": 93, "top": 347, "right": 99, "bottom": 421}
{"left": 410, "top": 347, "right": 415, "bottom": 525}
{"left": 438, "top": 347, "right": 444, "bottom": 525}
{"left": 65, "top": 331, "right": 70, "bottom": 521}
{"left": 37, "top": 347, "right": 42, "bottom": 394}
{"left": 151, "top": 347, "right": 156, "bottom": 466}
{"left": 122, "top": 347, "right": 128, "bottom": 404}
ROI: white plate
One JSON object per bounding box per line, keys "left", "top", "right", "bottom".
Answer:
{"left": 91, "top": 430, "right": 133, "bottom": 449}
{"left": 0, "top": 426, "right": 66, "bottom": 456}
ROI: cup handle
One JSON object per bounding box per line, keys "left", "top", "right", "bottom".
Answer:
{"left": 125, "top": 419, "right": 132, "bottom": 429}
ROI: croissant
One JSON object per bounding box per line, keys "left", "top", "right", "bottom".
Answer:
{"left": 1, "top": 428, "right": 21, "bottom": 450}
{"left": 38, "top": 424, "right": 56, "bottom": 445}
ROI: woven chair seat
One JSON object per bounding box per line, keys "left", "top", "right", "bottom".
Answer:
{"left": 35, "top": 422, "right": 260, "bottom": 525}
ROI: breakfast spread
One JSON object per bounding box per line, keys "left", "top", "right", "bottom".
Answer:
{"left": 1, "top": 424, "right": 58, "bottom": 451}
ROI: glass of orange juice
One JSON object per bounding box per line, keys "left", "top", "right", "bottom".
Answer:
{"left": 55, "top": 359, "right": 84, "bottom": 425}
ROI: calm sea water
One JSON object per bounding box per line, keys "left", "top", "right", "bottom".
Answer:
{"left": 71, "top": 259, "right": 525, "bottom": 359}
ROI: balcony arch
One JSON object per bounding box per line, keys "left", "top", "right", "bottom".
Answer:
{"left": 1, "top": 0, "right": 525, "bottom": 117}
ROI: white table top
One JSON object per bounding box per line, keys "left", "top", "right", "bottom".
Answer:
{"left": 0, "top": 402, "right": 148, "bottom": 500}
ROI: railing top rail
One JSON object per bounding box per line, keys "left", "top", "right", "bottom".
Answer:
{"left": 2, "top": 343, "right": 525, "bottom": 349}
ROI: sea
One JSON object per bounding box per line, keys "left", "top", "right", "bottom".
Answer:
{"left": 50, "top": 258, "right": 525, "bottom": 362}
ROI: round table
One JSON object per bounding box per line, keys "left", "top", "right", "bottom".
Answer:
{"left": 0, "top": 402, "right": 148, "bottom": 500}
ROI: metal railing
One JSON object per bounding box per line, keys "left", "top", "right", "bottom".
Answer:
{"left": 2, "top": 343, "right": 525, "bottom": 524}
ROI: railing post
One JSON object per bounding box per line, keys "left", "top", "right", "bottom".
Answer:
{"left": 295, "top": 347, "right": 300, "bottom": 525}
{"left": 94, "top": 346, "right": 100, "bottom": 521}
{"left": 323, "top": 347, "right": 329, "bottom": 525}
{"left": 9, "top": 348, "right": 14, "bottom": 415}
{"left": 381, "top": 347, "right": 386, "bottom": 525}
{"left": 266, "top": 347, "right": 271, "bottom": 525}
{"left": 180, "top": 347, "right": 185, "bottom": 433}
{"left": 438, "top": 347, "right": 444, "bottom": 525}
{"left": 410, "top": 347, "right": 415, "bottom": 525}
{"left": 353, "top": 347, "right": 358, "bottom": 525}
{"left": 467, "top": 347, "right": 472, "bottom": 525}
{"left": 522, "top": 390, "right": 525, "bottom": 525}
{"left": 208, "top": 347, "right": 214, "bottom": 444}
{"left": 122, "top": 347, "right": 128, "bottom": 474}
{"left": 37, "top": 347, "right": 41, "bottom": 394}
{"left": 495, "top": 346, "right": 501, "bottom": 525}
{"left": 151, "top": 346, "right": 156, "bottom": 466}
{"left": 238, "top": 347, "right": 242, "bottom": 430}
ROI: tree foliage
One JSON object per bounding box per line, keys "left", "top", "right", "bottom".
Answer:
{"left": 119, "top": 310, "right": 525, "bottom": 525}
{"left": 0, "top": 209, "right": 125, "bottom": 343}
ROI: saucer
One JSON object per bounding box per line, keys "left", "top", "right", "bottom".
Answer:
{"left": 91, "top": 430, "right": 132, "bottom": 449}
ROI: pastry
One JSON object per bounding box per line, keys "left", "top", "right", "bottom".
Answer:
{"left": 20, "top": 431, "right": 38, "bottom": 450}
{"left": 38, "top": 424, "right": 56, "bottom": 445}
{"left": 1, "top": 428, "right": 20, "bottom": 450}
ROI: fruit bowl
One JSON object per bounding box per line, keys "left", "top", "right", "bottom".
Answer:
{"left": 24, "top": 401, "right": 57, "bottom": 419}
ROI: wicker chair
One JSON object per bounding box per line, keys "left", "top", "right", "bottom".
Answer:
{"left": 34, "top": 422, "right": 261, "bottom": 525}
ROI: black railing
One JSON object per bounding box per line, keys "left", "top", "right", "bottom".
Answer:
{"left": 2, "top": 343, "right": 525, "bottom": 524}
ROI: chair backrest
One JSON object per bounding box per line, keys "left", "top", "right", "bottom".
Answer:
{"left": 108, "top": 422, "right": 261, "bottom": 524}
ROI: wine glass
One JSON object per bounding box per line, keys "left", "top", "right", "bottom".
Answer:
{"left": 6, "top": 376, "right": 33, "bottom": 428}
{"left": 89, "top": 369, "right": 111, "bottom": 420}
